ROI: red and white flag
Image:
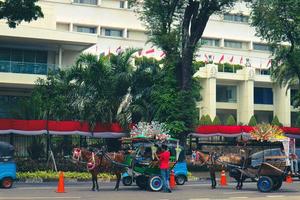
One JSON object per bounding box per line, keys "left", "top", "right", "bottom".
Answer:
{"left": 229, "top": 56, "right": 234, "bottom": 63}
{"left": 240, "top": 56, "right": 243, "bottom": 64}
{"left": 218, "top": 54, "right": 224, "bottom": 63}
{"left": 116, "top": 46, "right": 121, "bottom": 53}
{"left": 266, "top": 59, "right": 272, "bottom": 68}
{"left": 138, "top": 50, "right": 143, "bottom": 56}
{"left": 204, "top": 54, "right": 209, "bottom": 63}
{"left": 145, "top": 48, "right": 155, "bottom": 54}
{"left": 160, "top": 51, "right": 166, "bottom": 58}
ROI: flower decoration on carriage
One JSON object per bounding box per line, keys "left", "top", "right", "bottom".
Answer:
{"left": 130, "top": 121, "right": 171, "bottom": 140}
{"left": 249, "top": 124, "right": 286, "bottom": 142}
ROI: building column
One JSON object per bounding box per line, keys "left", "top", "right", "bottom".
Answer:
{"left": 58, "top": 47, "right": 63, "bottom": 68}
{"left": 237, "top": 67, "right": 255, "bottom": 124}
{"left": 274, "top": 85, "right": 291, "bottom": 126}
{"left": 69, "top": 23, "right": 73, "bottom": 32}
{"left": 199, "top": 64, "right": 217, "bottom": 119}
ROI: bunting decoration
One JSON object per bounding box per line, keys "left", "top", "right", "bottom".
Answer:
{"left": 229, "top": 56, "right": 234, "bottom": 63}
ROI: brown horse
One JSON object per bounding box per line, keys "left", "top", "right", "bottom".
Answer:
{"left": 72, "top": 148, "right": 127, "bottom": 191}
{"left": 189, "top": 151, "right": 248, "bottom": 190}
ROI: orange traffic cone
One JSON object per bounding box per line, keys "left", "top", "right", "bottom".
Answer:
{"left": 285, "top": 174, "right": 293, "bottom": 184}
{"left": 169, "top": 170, "right": 176, "bottom": 189}
{"left": 220, "top": 170, "right": 227, "bottom": 186}
{"left": 56, "top": 171, "right": 65, "bottom": 193}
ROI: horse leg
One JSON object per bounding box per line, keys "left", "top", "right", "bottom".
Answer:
{"left": 91, "top": 174, "right": 96, "bottom": 191}
{"left": 209, "top": 168, "right": 216, "bottom": 189}
{"left": 114, "top": 173, "right": 121, "bottom": 191}
{"left": 95, "top": 174, "right": 99, "bottom": 191}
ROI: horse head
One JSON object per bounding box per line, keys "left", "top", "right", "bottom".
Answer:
{"left": 72, "top": 147, "right": 82, "bottom": 161}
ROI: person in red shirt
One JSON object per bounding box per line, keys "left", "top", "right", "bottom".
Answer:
{"left": 156, "top": 144, "right": 171, "bottom": 193}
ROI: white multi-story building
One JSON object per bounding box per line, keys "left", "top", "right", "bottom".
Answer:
{"left": 0, "top": 0, "right": 296, "bottom": 126}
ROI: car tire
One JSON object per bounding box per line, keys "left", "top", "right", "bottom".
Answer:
{"left": 122, "top": 176, "right": 133, "bottom": 186}
{"left": 1, "top": 177, "right": 13, "bottom": 189}
{"left": 272, "top": 177, "right": 282, "bottom": 191}
{"left": 175, "top": 175, "right": 186, "bottom": 185}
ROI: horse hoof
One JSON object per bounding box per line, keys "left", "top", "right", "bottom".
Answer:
{"left": 114, "top": 188, "right": 119, "bottom": 191}
{"left": 91, "top": 188, "right": 95, "bottom": 191}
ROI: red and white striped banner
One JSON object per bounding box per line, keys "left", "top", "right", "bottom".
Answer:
{"left": 0, "top": 119, "right": 126, "bottom": 138}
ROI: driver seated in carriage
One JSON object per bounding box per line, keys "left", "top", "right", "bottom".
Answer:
{"left": 135, "top": 146, "right": 153, "bottom": 166}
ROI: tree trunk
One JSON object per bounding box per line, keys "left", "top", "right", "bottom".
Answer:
{"left": 180, "top": 47, "right": 194, "bottom": 91}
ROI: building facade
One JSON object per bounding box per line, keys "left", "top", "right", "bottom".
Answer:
{"left": 0, "top": 0, "right": 297, "bottom": 126}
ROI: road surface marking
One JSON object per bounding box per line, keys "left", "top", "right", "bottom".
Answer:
{"left": 230, "top": 197, "right": 249, "bottom": 199}
{"left": 189, "top": 198, "right": 211, "bottom": 200}
{"left": 224, "top": 192, "right": 256, "bottom": 194}
{"left": 266, "top": 196, "right": 285, "bottom": 198}
{"left": 0, "top": 198, "right": 80, "bottom": 199}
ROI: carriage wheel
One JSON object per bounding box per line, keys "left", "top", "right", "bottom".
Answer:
{"left": 148, "top": 175, "right": 163, "bottom": 192}
{"left": 1, "top": 177, "right": 13, "bottom": 189}
{"left": 122, "top": 176, "right": 133, "bottom": 186}
{"left": 272, "top": 177, "right": 283, "bottom": 191}
{"left": 257, "top": 176, "right": 273, "bottom": 193}
{"left": 136, "top": 175, "right": 147, "bottom": 190}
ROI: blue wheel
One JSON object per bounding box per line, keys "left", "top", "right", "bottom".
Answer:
{"left": 148, "top": 176, "right": 163, "bottom": 191}
{"left": 257, "top": 176, "right": 273, "bottom": 192}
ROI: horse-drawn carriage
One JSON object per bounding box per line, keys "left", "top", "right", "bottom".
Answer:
{"left": 189, "top": 124, "right": 298, "bottom": 192}
{"left": 72, "top": 121, "right": 187, "bottom": 192}
{"left": 0, "top": 141, "right": 16, "bottom": 189}
{"left": 121, "top": 136, "right": 187, "bottom": 191}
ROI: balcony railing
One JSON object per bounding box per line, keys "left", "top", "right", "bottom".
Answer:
{"left": 0, "top": 60, "right": 58, "bottom": 75}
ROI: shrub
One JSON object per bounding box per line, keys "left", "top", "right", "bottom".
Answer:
{"left": 199, "top": 115, "right": 213, "bottom": 125}
{"left": 271, "top": 116, "right": 283, "bottom": 127}
{"left": 212, "top": 115, "right": 222, "bottom": 125}
{"left": 27, "top": 137, "right": 45, "bottom": 160}
{"left": 225, "top": 115, "right": 236, "bottom": 126}
{"left": 295, "top": 114, "right": 300, "bottom": 128}
{"left": 205, "top": 115, "right": 213, "bottom": 125}
{"left": 248, "top": 115, "right": 257, "bottom": 126}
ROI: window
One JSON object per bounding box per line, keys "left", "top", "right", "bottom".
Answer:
{"left": 216, "top": 85, "right": 237, "bottom": 103}
{"left": 0, "top": 47, "right": 47, "bottom": 63}
{"left": 73, "top": 0, "right": 97, "bottom": 5}
{"left": 103, "top": 28, "right": 123, "bottom": 37}
{"left": 254, "top": 87, "right": 273, "bottom": 104}
{"left": 253, "top": 43, "right": 271, "bottom": 51}
{"left": 120, "top": 1, "right": 125, "bottom": 8}
{"left": 75, "top": 26, "right": 97, "bottom": 34}
{"left": 201, "top": 38, "right": 220, "bottom": 47}
{"left": 224, "top": 40, "right": 248, "bottom": 49}
{"left": 224, "top": 13, "right": 249, "bottom": 23}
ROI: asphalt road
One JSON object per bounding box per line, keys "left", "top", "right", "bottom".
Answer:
{"left": 1, "top": 181, "right": 300, "bottom": 200}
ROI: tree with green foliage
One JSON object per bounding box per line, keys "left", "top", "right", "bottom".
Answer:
{"left": 225, "top": 115, "right": 236, "bottom": 126}
{"left": 0, "top": 0, "right": 43, "bottom": 28}
{"left": 248, "top": 115, "right": 257, "bottom": 126}
{"left": 129, "top": 0, "right": 237, "bottom": 139}
{"left": 295, "top": 115, "right": 300, "bottom": 128}
{"left": 213, "top": 115, "right": 222, "bottom": 125}
{"left": 251, "top": 0, "right": 300, "bottom": 108}
{"left": 271, "top": 115, "right": 283, "bottom": 127}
